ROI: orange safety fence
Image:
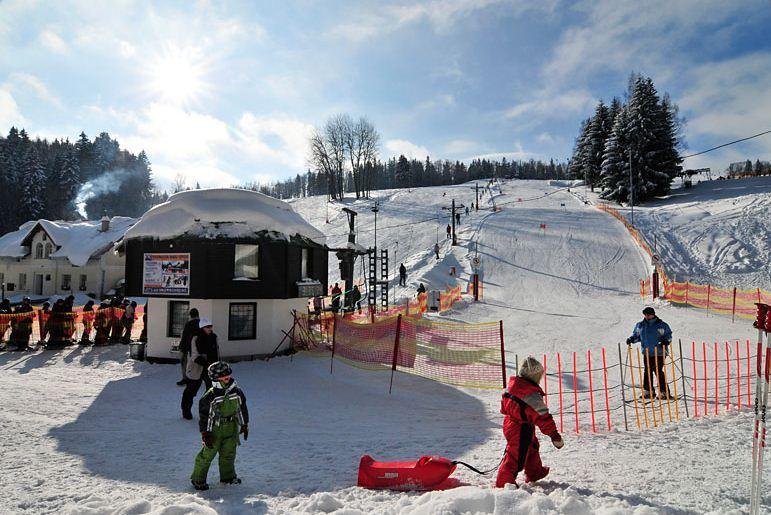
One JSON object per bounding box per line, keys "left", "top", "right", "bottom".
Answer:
{"left": 297, "top": 313, "right": 506, "bottom": 390}
{"left": 0, "top": 306, "right": 145, "bottom": 347}
{"left": 597, "top": 203, "right": 771, "bottom": 319}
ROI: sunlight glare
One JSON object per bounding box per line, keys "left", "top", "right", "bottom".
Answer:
{"left": 146, "top": 44, "right": 209, "bottom": 105}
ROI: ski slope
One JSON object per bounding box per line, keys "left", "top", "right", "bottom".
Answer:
{"left": 0, "top": 179, "right": 767, "bottom": 514}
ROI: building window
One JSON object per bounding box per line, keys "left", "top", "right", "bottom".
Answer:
{"left": 79, "top": 274, "right": 87, "bottom": 291}
{"left": 44, "top": 243, "right": 52, "bottom": 258}
{"left": 19, "top": 273, "right": 27, "bottom": 291}
{"left": 301, "top": 248, "right": 312, "bottom": 279}
{"left": 234, "top": 244, "right": 259, "bottom": 279}
{"left": 35, "top": 243, "right": 43, "bottom": 259}
{"left": 228, "top": 303, "right": 256, "bottom": 340}
{"left": 61, "top": 274, "right": 71, "bottom": 291}
{"left": 167, "top": 301, "right": 190, "bottom": 337}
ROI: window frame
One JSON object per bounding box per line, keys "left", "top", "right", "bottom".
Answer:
{"left": 228, "top": 302, "right": 257, "bottom": 341}
{"left": 79, "top": 274, "right": 87, "bottom": 291}
{"left": 35, "top": 243, "right": 43, "bottom": 259}
{"left": 233, "top": 244, "right": 259, "bottom": 280}
{"left": 44, "top": 243, "right": 52, "bottom": 258}
{"left": 18, "top": 273, "right": 27, "bottom": 290}
{"left": 61, "top": 274, "right": 72, "bottom": 291}
{"left": 167, "top": 300, "right": 190, "bottom": 338}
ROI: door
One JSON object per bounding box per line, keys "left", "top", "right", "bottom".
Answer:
{"left": 34, "top": 274, "right": 43, "bottom": 295}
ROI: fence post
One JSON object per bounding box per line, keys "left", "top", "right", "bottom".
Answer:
{"left": 499, "top": 320, "right": 506, "bottom": 388}
{"left": 679, "top": 339, "right": 689, "bottom": 418}
{"left": 702, "top": 341, "right": 708, "bottom": 416}
{"left": 588, "top": 349, "right": 596, "bottom": 432}
{"left": 330, "top": 312, "right": 337, "bottom": 374}
{"left": 573, "top": 351, "right": 579, "bottom": 434}
{"left": 557, "top": 352, "right": 564, "bottom": 433}
{"left": 732, "top": 287, "right": 737, "bottom": 323}
{"left": 707, "top": 284, "right": 711, "bottom": 312}
{"left": 714, "top": 341, "right": 719, "bottom": 415}
{"left": 725, "top": 341, "right": 731, "bottom": 411}
{"left": 389, "top": 314, "right": 403, "bottom": 394}
{"left": 617, "top": 343, "right": 628, "bottom": 431}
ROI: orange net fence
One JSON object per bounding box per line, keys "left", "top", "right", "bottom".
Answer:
{"left": 297, "top": 313, "right": 506, "bottom": 390}
{"left": 0, "top": 306, "right": 145, "bottom": 347}
{"left": 597, "top": 203, "right": 771, "bottom": 318}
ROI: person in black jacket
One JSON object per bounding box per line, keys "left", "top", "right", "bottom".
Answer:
{"left": 181, "top": 318, "right": 219, "bottom": 420}
{"left": 177, "top": 308, "right": 200, "bottom": 386}
{"left": 398, "top": 263, "right": 407, "bottom": 286}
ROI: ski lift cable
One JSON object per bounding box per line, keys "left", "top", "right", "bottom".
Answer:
{"left": 682, "top": 129, "right": 771, "bottom": 159}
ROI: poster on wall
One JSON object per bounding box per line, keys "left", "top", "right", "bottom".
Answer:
{"left": 142, "top": 253, "right": 190, "bottom": 295}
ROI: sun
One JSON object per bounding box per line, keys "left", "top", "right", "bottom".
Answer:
{"left": 146, "top": 44, "right": 209, "bottom": 105}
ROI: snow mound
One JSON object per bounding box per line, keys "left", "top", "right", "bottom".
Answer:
{"left": 124, "top": 188, "right": 326, "bottom": 245}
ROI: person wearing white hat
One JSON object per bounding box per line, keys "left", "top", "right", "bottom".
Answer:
{"left": 181, "top": 317, "right": 220, "bottom": 420}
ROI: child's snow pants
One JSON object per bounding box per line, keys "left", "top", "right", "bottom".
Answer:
{"left": 191, "top": 420, "right": 240, "bottom": 483}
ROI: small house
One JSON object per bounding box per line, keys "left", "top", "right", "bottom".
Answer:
{"left": 121, "top": 188, "right": 327, "bottom": 362}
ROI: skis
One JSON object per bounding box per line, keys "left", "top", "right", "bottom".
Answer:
{"left": 750, "top": 303, "right": 770, "bottom": 515}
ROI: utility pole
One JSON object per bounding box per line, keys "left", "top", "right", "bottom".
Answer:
{"left": 441, "top": 199, "right": 465, "bottom": 246}
{"left": 629, "top": 148, "right": 634, "bottom": 226}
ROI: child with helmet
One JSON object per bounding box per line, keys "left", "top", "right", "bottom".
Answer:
{"left": 496, "top": 356, "right": 564, "bottom": 488}
{"left": 190, "top": 361, "right": 249, "bottom": 490}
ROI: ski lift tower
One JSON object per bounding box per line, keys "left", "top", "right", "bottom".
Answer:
{"left": 367, "top": 201, "right": 389, "bottom": 313}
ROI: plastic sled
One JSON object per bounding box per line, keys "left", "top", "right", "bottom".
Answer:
{"left": 357, "top": 454, "right": 457, "bottom": 491}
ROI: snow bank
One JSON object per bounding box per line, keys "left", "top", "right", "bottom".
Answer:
{"left": 0, "top": 217, "right": 136, "bottom": 267}
{"left": 124, "top": 188, "right": 326, "bottom": 245}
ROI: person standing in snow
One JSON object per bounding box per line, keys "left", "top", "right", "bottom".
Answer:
{"left": 122, "top": 300, "right": 136, "bottom": 343}
{"left": 626, "top": 307, "right": 673, "bottom": 399}
{"left": 433, "top": 242, "right": 440, "bottom": 260}
{"left": 177, "top": 308, "right": 200, "bottom": 386}
{"left": 416, "top": 283, "right": 426, "bottom": 296}
{"left": 350, "top": 285, "right": 363, "bottom": 314}
{"left": 79, "top": 300, "right": 95, "bottom": 345}
{"left": 0, "top": 299, "right": 12, "bottom": 346}
{"left": 496, "top": 357, "right": 563, "bottom": 488}
{"left": 446, "top": 224, "right": 452, "bottom": 239}
{"left": 181, "top": 318, "right": 220, "bottom": 420}
{"left": 190, "top": 361, "right": 249, "bottom": 490}
{"left": 9, "top": 297, "right": 34, "bottom": 350}
{"left": 398, "top": 263, "right": 407, "bottom": 286}
{"left": 330, "top": 283, "right": 342, "bottom": 313}
{"left": 455, "top": 212, "right": 460, "bottom": 226}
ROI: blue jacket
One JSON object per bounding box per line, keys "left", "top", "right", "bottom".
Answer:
{"left": 628, "top": 317, "right": 672, "bottom": 354}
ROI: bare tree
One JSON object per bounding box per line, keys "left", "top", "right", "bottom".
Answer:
{"left": 172, "top": 173, "right": 188, "bottom": 193}
{"left": 345, "top": 117, "right": 380, "bottom": 198}
{"left": 309, "top": 114, "right": 348, "bottom": 200}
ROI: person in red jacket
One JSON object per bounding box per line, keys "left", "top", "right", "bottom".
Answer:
{"left": 496, "top": 356, "right": 564, "bottom": 488}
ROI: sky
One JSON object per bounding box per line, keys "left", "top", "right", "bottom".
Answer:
{"left": 1, "top": 0, "right": 770, "bottom": 191}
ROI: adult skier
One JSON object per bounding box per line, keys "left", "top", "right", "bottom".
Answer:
{"left": 80, "top": 300, "right": 95, "bottom": 345}
{"left": 9, "top": 297, "right": 34, "bottom": 350}
{"left": 626, "top": 307, "right": 673, "bottom": 399}
{"left": 398, "top": 263, "right": 407, "bottom": 286}
{"left": 182, "top": 318, "right": 220, "bottom": 420}
{"left": 177, "top": 308, "right": 200, "bottom": 386}
{"left": 191, "top": 361, "right": 249, "bottom": 490}
{"left": 496, "top": 357, "right": 564, "bottom": 488}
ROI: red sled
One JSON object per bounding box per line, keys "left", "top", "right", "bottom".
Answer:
{"left": 357, "top": 454, "right": 457, "bottom": 490}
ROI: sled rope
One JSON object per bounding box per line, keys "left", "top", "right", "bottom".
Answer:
{"left": 452, "top": 449, "right": 506, "bottom": 475}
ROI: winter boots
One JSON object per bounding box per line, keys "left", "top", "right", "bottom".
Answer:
{"left": 191, "top": 479, "right": 209, "bottom": 491}
{"left": 220, "top": 477, "right": 241, "bottom": 485}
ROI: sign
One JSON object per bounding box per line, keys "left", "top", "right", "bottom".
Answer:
{"left": 651, "top": 254, "right": 661, "bottom": 266}
{"left": 143, "top": 253, "right": 190, "bottom": 295}
{"left": 471, "top": 256, "right": 481, "bottom": 271}
{"left": 297, "top": 280, "right": 324, "bottom": 298}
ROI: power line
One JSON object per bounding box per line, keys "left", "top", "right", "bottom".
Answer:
{"left": 683, "top": 129, "right": 771, "bottom": 159}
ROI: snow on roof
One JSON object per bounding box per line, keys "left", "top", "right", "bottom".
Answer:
{"left": 0, "top": 217, "right": 136, "bottom": 267}
{"left": 123, "top": 188, "right": 326, "bottom": 245}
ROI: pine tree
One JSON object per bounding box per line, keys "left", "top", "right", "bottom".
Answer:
{"left": 395, "top": 155, "right": 410, "bottom": 187}
{"left": 599, "top": 107, "right": 631, "bottom": 202}
{"left": 20, "top": 148, "right": 46, "bottom": 221}
{"left": 584, "top": 102, "right": 612, "bottom": 190}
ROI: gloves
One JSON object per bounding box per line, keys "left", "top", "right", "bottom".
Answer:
{"left": 201, "top": 431, "right": 214, "bottom": 448}
{"left": 550, "top": 432, "right": 564, "bottom": 449}
{"left": 626, "top": 337, "right": 633, "bottom": 345}
{"left": 194, "top": 355, "right": 207, "bottom": 366}
{"left": 240, "top": 424, "right": 249, "bottom": 441}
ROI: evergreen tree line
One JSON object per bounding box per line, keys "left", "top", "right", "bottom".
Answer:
{"left": 568, "top": 74, "right": 684, "bottom": 204}
{"left": 0, "top": 127, "right": 164, "bottom": 234}
{"left": 243, "top": 155, "right": 569, "bottom": 199}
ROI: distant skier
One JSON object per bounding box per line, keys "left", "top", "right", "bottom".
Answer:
{"left": 496, "top": 357, "right": 563, "bottom": 488}
{"left": 416, "top": 283, "right": 426, "bottom": 296}
{"left": 350, "top": 285, "right": 362, "bottom": 314}
{"left": 465, "top": 206, "right": 469, "bottom": 216}
{"left": 626, "top": 307, "right": 673, "bottom": 399}
{"left": 190, "top": 361, "right": 249, "bottom": 490}
{"left": 455, "top": 212, "right": 460, "bottom": 225}
{"left": 9, "top": 297, "right": 34, "bottom": 351}
{"left": 79, "top": 300, "right": 95, "bottom": 345}
{"left": 433, "top": 242, "right": 440, "bottom": 260}
{"left": 398, "top": 263, "right": 407, "bottom": 286}
{"left": 446, "top": 224, "right": 451, "bottom": 239}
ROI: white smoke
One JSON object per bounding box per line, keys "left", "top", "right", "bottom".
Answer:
{"left": 75, "top": 169, "right": 131, "bottom": 218}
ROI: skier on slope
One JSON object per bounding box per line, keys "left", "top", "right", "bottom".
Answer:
{"left": 626, "top": 306, "right": 673, "bottom": 399}
{"left": 190, "top": 361, "right": 249, "bottom": 490}
{"left": 398, "top": 263, "right": 407, "bottom": 286}
{"left": 496, "top": 356, "right": 563, "bottom": 488}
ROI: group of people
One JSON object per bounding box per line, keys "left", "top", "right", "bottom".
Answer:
{"left": 174, "top": 308, "right": 250, "bottom": 490}
{"left": 496, "top": 306, "right": 672, "bottom": 487}
{"left": 0, "top": 295, "right": 143, "bottom": 351}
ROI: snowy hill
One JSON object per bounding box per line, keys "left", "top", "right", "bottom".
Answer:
{"left": 0, "top": 179, "right": 767, "bottom": 514}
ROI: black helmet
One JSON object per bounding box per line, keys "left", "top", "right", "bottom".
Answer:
{"left": 642, "top": 307, "right": 656, "bottom": 316}
{"left": 208, "top": 361, "right": 232, "bottom": 381}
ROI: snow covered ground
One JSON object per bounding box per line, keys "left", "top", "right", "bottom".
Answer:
{"left": 1, "top": 179, "right": 768, "bottom": 514}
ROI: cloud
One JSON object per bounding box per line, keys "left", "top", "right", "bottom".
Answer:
{"left": 385, "top": 139, "right": 431, "bottom": 160}
{"left": 235, "top": 114, "right": 315, "bottom": 170}
{"left": 0, "top": 88, "right": 26, "bottom": 128}
{"left": 152, "top": 163, "right": 239, "bottom": 189}
{"left": 416, "top": 94, "right": 456, "bottom": 110}
{"left": 6, "top": 72, "right": 62, "bottom": 107}
{"left": 444, "top": 139, "right": 479, "bottom": 155}
{"left": 39, "top": 28, "right": 68, "bottom": 54}
{"left": 504, "top": 89, "right": 595, "bottom": 121}
{"left": 536, "top": 132, "right": 555, "bottom": 145}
